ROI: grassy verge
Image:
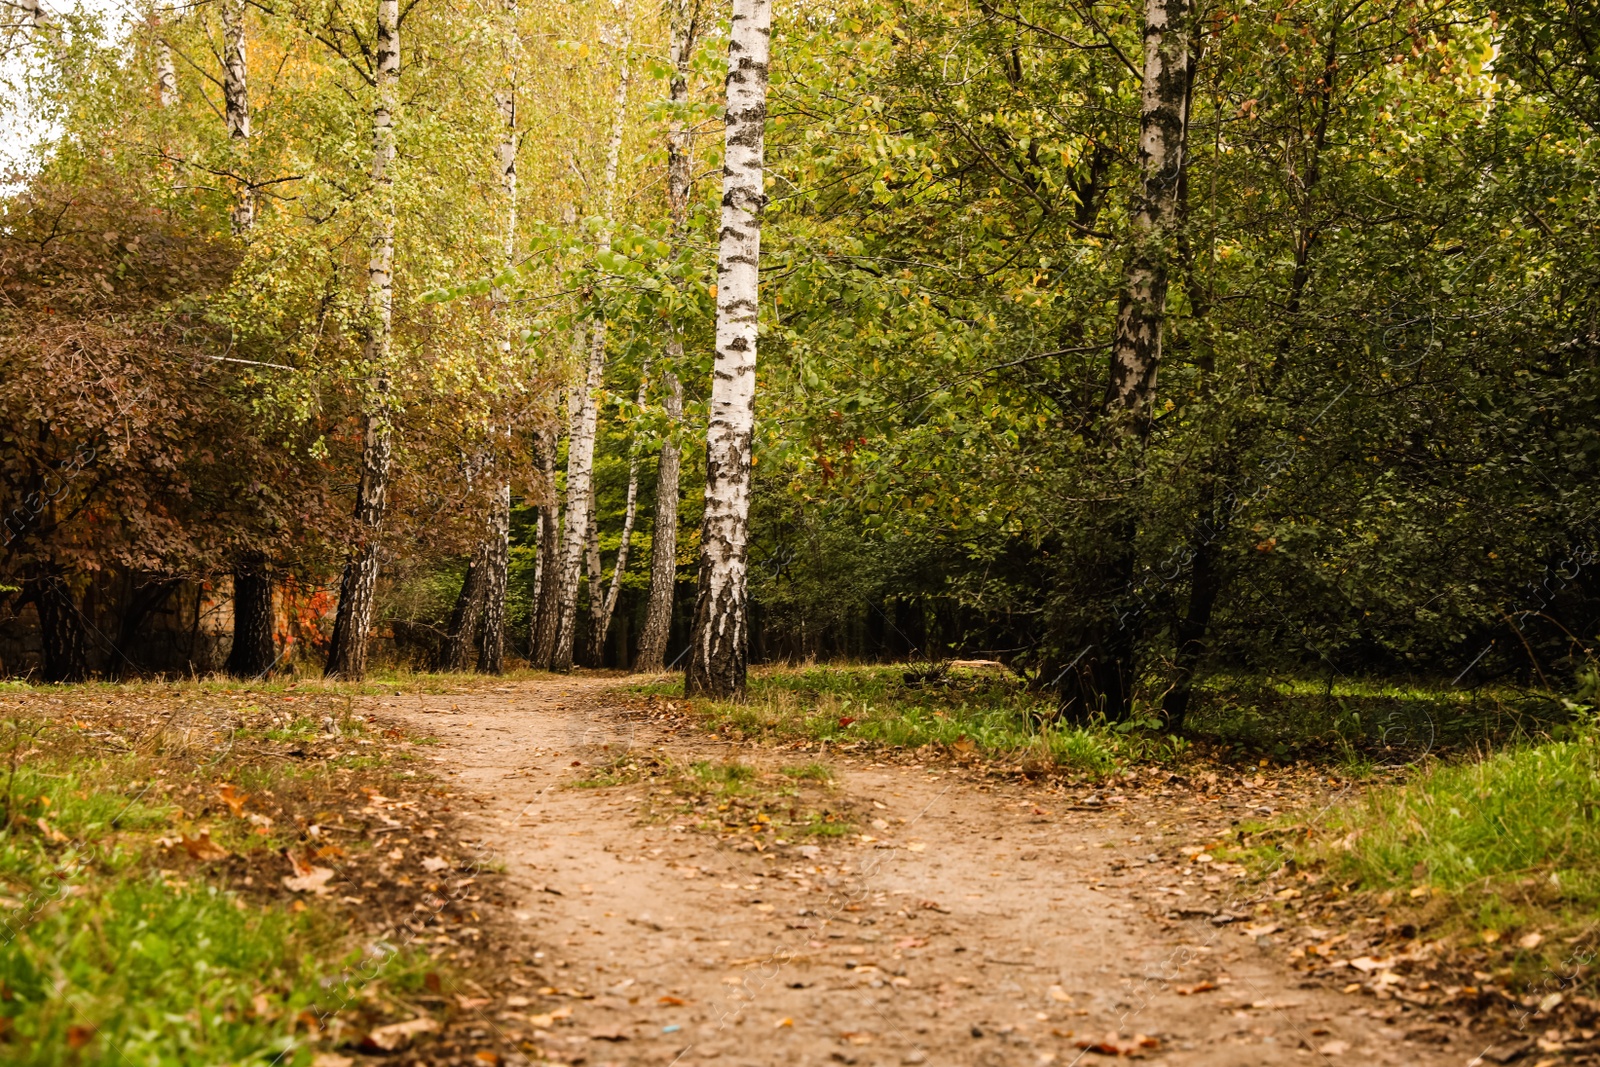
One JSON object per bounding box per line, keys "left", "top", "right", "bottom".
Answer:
{"left": 636, "top": 664, "right": 1179, "bottom": 776}
{"left": 575, "top": 754, "right": 857, "bottom": 846}
{"left": 0, "top": 679, "right": 509, "bottom": 1065}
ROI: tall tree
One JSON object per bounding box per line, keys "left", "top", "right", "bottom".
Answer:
{"left": 587, "top": 368, "right": 648, "bottom": 664}
{"left": 550, "top": 8, "right": 631, "bottom": 671}
{"left": 633, "top": 0, "right": 700, "bottom": 672}
{"left": 218, "top": 0, "right": 277, "bottom": 680}
{"left": 683, "top": 0, "right": 769, "bottom": 697}
{"left": 1059, "top": 0, "right": 1192, "bottom": 719}
{"left": 324, "top": 0, "right": 400, "bottom": 680}
{"left": 477, "top": 0, "right": 520, "bottom": 674}
{"left": 1105, "top": 0, "right": 1192, "bottom": 428}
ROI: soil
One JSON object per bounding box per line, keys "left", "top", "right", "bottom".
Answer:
{"left": 379, "top": 675, "right": 1487, "bottom": 1067}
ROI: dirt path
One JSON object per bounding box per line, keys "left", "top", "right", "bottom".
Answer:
{"left": 387, "top": 676, "right": 1470, "bottom": 1067}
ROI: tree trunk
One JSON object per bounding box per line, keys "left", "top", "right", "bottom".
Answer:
{"left": 1104, "top": 0, "right": 1192, "bottom": 429}
{"left": 1060, "top": 0, "right": 1192, "bottom": 720}
{"left": 325, "top": 0, "right": 399, "bottom": 681}
{"left": 634, "top": 366, "right": 682, "bottom": 671}
{"left": 551, "top": 19, "right": 631, "bottom": 671}
{"left": 634, "top": 4, "right": 698, "bottom": 673}
{"left": 529, "top": 426, "right": 562, "bottom": 668}
{"left": 473, "top": 0, "right": 518, "bottom": 672}
{"left": 582, "top": 506, "right": 604, "bottom": 665}
{"left": 441, "top": 551, "right": 487, "bottom": 671}
{"left": 588, "top": 372, "right": 648, "bottom": 666}
{"left": 225, "top": 554, "right": 276, "bottom": 677}
{"left": 156, "top": 7, "right": 179, "bottom": 107}
{"left": 34, "top": 570, "right": 89, "bottom": 683}
{"left": 478, "top": 483, "right": 510, "bottom": 673}
{"left": 222, "top": 0, "right": 252, "bottom": 231}
{"left": 684, "top": 0, "right": 770, "bottom": 699}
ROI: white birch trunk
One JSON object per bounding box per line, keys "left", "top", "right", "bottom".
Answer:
{"left": 634, "top": 0, "right": 700, "bottom": 672}
{"left": 1105, "top": 0, "right": 1191, "bottom": 431}
{"left": 587, "top": 368, "right": 648, "bottom": 664}
{"left": 550, "top": 8, "right": 631, "bottom": 671}
{"left": 684, "top": 0, "right": 769, "bottom": 697}
{"left": 156, "top": 7, "right": 179, "bottom": 108}
{"left": 221, "top": 0, "right": 252, "bottom": 232}
{"left": 325, "top": 0, "right": 399, "bottom": 680}
{"left": 477, "top": 0, "right": 519, "bottom": 673}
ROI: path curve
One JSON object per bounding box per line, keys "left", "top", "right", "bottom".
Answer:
{"left": 387, "top": 676, "right": 1467, "bottom": 1067}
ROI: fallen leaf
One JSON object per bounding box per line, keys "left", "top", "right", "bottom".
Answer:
{"left": 35, "top": 817, "right": 68, "bottom": 844}
{"left": 775, "top": 1017, "right": 793, "bottom": 1028}
{"left": 658, "top": 996, "right": 688, "bottom": 1006}
{"left": 364, "top": 1017, "right": 438, "bottom": 1052}
{"left": 1519, "top": 932, "right": 1544, "bottom": 950}
{"left": 218, "top": 784, "right": 249, "bottom": 817}
{"left": 181, "top": 831, "right": 229, "bottom": 862}
{"left": 472, "top": 1052, "right": 501, "bottom": 1065}
{"left": 1241, "top": 923, "right": 1280, "bottom": 937}
{"left": 422, "top": 856, "right": 450, "bottom": 872}
{"left": 65, "top": 1025, "right": 94, "bottom": 1049}
{"left": 1319, "top": 1040, "right": 1350, "bottom": 1055}
{"left": 456, "top": 995, "right": 492, "bottom": 1010}
{"left": 1176, "top": 981, "right": 1217, "bottom": 995}
{"left": 1048, "top": 985, "right": 1072, "bottom": 1003}
{"left": 1347, "top": 956, "right": 1395, "bottom": 973}
{"left": 283, "top": 865, "right": 335, "bottom": 895}
{"left": 311, "top": 1056, "right": 352, "bottom": 1067}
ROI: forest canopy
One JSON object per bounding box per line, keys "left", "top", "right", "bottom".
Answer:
{"left": 0, "top": 0, "right": 1594, "bottom": 720}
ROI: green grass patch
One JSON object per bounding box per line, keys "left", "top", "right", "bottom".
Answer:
{"left": 569, "top": 751, "right": 856, "bottom": 843}
{"left": 641, "top": 664, "right": 1154, "bottom": 776}
{"left": 0, "top": 684, "right": 469, "bottom": 1065}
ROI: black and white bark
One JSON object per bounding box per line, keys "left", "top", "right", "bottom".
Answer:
{"left": 1104, "top": 0, "right": 1192, "bottom": 431}
{"left": 528, "top": 424, "right": 562, "bottom": 668}
{"left": 470, "top": 0, "right": 519, "bottom": 675}
{"left": 587, "top": 370, "right": 649, "bottom": 665}
{"left": 441, "top": 547, "right": 487, "bottom": 671}
{"left": 684, "top": 0, "right": 769, "bottom": 698}
{"left": 325, "top": 0, "right": 399, "bottom": 680}
{"left": 582, "top": 505, "right": 603, "bottom": 664}
{"left": 1060, "top": 0, "right": 1192, "bottom": 721}
{"left": 222, "top": 0, "right": 252, "bottom": 232}
{"left": 477, "top": 483, "right": 510, "bottom": 672}
{"left": 634, "top": 0, "right": 699, "bottom": 672}
{"left": 156, "top": 6, "right": 179, "bottom": 107}
{"left": 551, "top": 17, "right": 631, "bottom": 671}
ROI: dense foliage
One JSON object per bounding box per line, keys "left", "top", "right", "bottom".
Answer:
{"left": 0, "top": 0, "right": 1594, "bottom": 717}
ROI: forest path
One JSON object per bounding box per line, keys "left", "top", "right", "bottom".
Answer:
{"left": 385, "top": 675, "right": 1469, "bottom": 1067}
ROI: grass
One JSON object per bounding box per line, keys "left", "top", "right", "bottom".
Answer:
{"left": 1186, "top": 671, "right": 1576, "bottom": 763}
{"left": 1238, "top": 698, "right": 1600, "bottom": 991}
{"left": 572, "top": 753, "right": 857, "bottom": 843}
{"left": 0, "top": 684, "right": 466, "bottom": 1065}
{"left": 641, "top": 664, "right": 1149, "bottom": 776}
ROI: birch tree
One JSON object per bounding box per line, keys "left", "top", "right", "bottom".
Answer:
{"left": 550, "top": 6, "right": 631, "bottom": 672}
{"left": 1059, "top": 0, "right": 1193, "bottom": 718}
{"left": 683, "top": 0, "right": 769, "bottom": 697}
{"left": 442, "top": 0, "right": 518, "bottom": 674}
{"left": 586, "top": 368, "right": 648, "bottom": 664}
{"left": 216, "top": 0, "right": 277, "bottom": 679}
{"left": 1104, "top": 0, "right": 1192, "bottom": 429}
{"left": 633, "top": 0, "right": 700, "bottom": 672}
{"left": 324, "top": 0, "right": 399, "bottom": 680}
